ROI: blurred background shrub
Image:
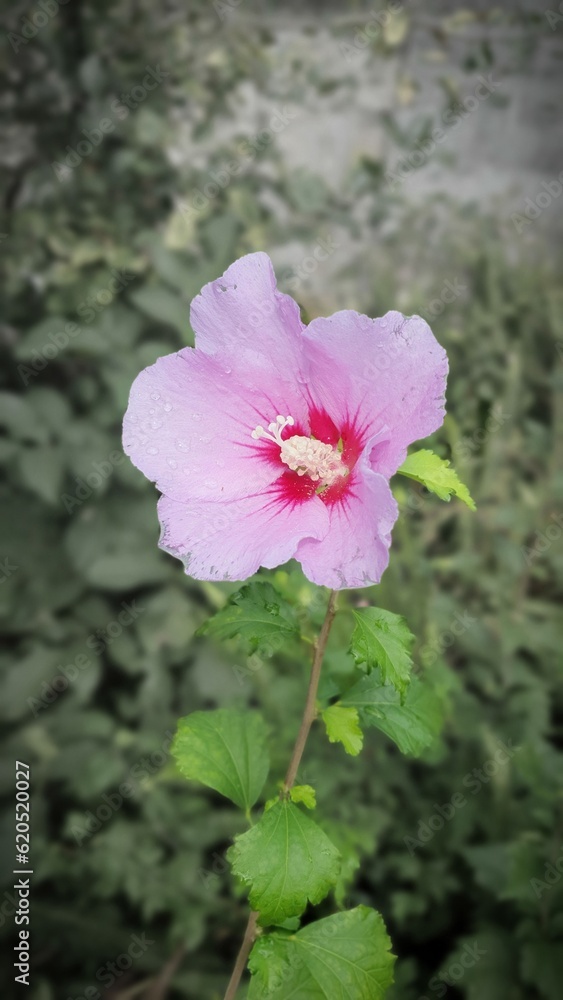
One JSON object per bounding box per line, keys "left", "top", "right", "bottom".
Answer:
{"left": 1, "top": 1, "right": 562, "bottom": 998}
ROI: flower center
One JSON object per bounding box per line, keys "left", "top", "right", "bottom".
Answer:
{"left": 251, "top": 415, "right": 347, "bottom": 488}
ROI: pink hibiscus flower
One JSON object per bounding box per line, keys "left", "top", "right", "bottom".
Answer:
{"left": 123, "top": 252, "right": 448, "bottom": 589}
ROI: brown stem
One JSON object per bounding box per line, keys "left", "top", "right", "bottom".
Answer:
{"left": 223, "top": 911, "right": 259, "bottom": 1000}
{"left": 223, "top": 589, "right": 338, "bottom": 1000}
{"left": 283, "top": 589, "right": 338, "bottom": 791}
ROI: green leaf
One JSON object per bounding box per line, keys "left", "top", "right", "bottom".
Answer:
{"left": 65, "top": 495, "right": 169, "bottom": 589}
{"left": 248, "top": 906, "right": 396, "bottom": 999}
{"left": 521, "top": 941, "right": 563, "bottom": 1000}
{"left": 18, "top": 445, "right": 65, "bottom": 505}
{"left": 0, "top": 391, "right": 49, "bottom": 443}
{"left": 198, "top": 581, "right": 300, "bottom": 656}
{"left": 27, "top": 387, "right": 72, "bottom": 433}
{"left": 228, "top": 800, "right": 340, "bottom": 925}
{"left": 248, "top": 933, "right": 299, "bottom": 994}
{"left": 172, "top": 709, "right": 269, "bottom": 812}
{"left": 397, "top": 449, "right": 476, "bottom": 509}
{"left": 350, "top": 608, "right": 414, "bottom": 695}
{"left": 14, "top": 317, "right": 72, "bottom": 364}
{"left": 322, "top": 705, "right": 363, "bottom": 756}
{"left": 290, "top": 785, "right": 317, "bottom": 809}
{"left": 341, "top": 675, "right": 443, "bottom": 756}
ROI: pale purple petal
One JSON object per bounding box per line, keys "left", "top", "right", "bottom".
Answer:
{"left": 190, "top": 251, "right": 307, "bottom": 381}
{"left": 123, "top": 347, "right": 310, "bottom": 502}
{"left": 303, "top": 310, "right": 448, "bottom": 476}
{"left": 294, "top": 461, "right": 398, "bottom": 589}
{"left": 158, "top": 488, "right": 329, "bottom": 582}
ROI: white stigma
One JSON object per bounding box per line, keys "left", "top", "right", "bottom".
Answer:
{"left": 251, "top": 414, "right": 347, "bottom": 488}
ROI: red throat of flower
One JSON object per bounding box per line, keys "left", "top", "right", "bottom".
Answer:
{"left": 251, "top": 412, "right": 360, "bottom": 506}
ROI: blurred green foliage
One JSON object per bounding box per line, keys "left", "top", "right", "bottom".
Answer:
{"left": 1, "top": 2, "right": 562, "bottom": 999}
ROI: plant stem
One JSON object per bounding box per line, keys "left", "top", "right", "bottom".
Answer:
{"left": 283, "top": 589, "right": 338, "bottom": 791}
{"left": 223, "top": 589, "right": 338, "bottom": 1000}
{"left": 223, "top": 911, "right": 259, "bottom": 1000}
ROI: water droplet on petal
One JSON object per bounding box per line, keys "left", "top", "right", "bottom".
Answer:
{"left": 167, "top": 458, "right": 177, "bottom": 469}
{"left": 163, "top": 402, "right": 172, "bottom": 412}
{"left": 150, "top": 419, "right": 162, "bottom": 430}
{"left": 191, "top": 412, "right": 202, "bottom": 422}
{"left": 150, "top": 392, "right": 160, "bottom": 400}
{"left": 176, "top": 438, "right": 189, "bottom": 452}
{"left": 146, "top": 445, "right": 159, "bottom": 455}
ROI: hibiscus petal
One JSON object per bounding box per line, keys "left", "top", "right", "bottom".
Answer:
{"left": 123, "top": 347, "right": 311, "bottom": 502}
{"left": 303, "top": 310, "right": 448, "bottom": 477}
{"left": 190, "top": 252, "right": 307, "bottom": 380}
{"left": 294, "top": 462, "right": 398, "bottom": 589}
{"left": 157, "top": 486, "right": 329, "bottom": 582}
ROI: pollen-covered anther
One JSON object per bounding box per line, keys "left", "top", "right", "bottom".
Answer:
{"left": 252, "top": 416, "right": 347, "bottom": 487}
{"left": 281, "top": 435, "right": 347, "bottom": 486}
